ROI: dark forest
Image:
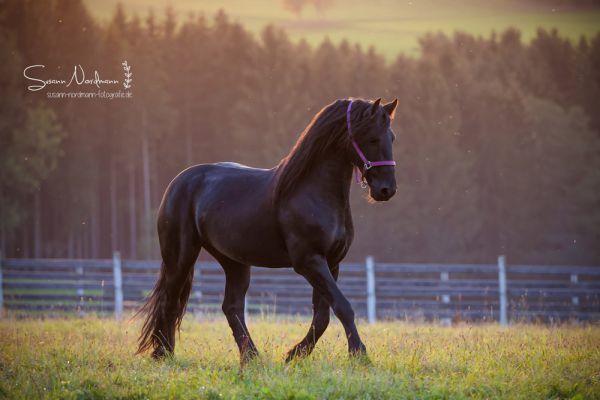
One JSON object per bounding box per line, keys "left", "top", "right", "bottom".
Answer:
{"left": 1, "top": 0, "right": 599, "bottom": 264}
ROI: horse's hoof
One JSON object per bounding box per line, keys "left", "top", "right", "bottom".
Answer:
{"left": 349, "top": 343, "right": 370, "bottom": 363}
{"left": 151, "top": 347, "right": 169, "bottom": 360}
{"left": 285, "top": 342, "right": 313, "bottom": 363}
{"left": 284, "top": 350, "right": 299, "bottom": 363}
{"left": 349, "top": 348, "right": 371, "bottom": 365}
{"left": 353, "top": 353, "right": 372, "bottom": 366}
{"left": 240, "top": 349, "right": 259, "bottom": 367}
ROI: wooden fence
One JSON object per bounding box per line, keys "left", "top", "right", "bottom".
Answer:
{"left": 1, "top": 253, "right": 599, "bottom": 323}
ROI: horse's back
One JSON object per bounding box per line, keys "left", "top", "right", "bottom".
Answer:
{"left": 161, "top": 163, "right": 273, "bottom": 218}
{"left": 165, "top": 162, "right": 270, "bottom": 194}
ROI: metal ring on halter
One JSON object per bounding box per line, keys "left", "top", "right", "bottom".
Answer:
{"left": 364, "top": 161, "right": 372, "bottom": 170}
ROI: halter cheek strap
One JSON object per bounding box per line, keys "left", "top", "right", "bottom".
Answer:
{"left": 347, "top": 100, "right": 396, "bottom": 187}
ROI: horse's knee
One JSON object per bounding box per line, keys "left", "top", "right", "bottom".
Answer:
{"left": 312, "top": 310, "right": 330, "bottom": 333}
{"left": 222, "top": 300, "right": 243, "bottom": 321}
{"left": 333, "top": 299, "right": 355, "bottom": 325}
{"left": 221, "top": 302, "right": 233, "bottom": 317}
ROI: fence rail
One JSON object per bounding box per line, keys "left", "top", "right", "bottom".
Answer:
{"left": 1, "top": 253, "right": 599, "bottom": 323}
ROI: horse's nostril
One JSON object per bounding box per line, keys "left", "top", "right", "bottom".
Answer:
{"left": 380, "top": 187, "right": 396, "bottom": 198}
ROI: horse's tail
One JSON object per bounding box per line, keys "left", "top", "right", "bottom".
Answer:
{"left": 135, "top": 260, "right": 195, "bottom": 357}
{"left": 135, "top": 165, "right": 203, "bottom": 357}
{"left": 135, "top": 262, "right": 167, "bottom": 355}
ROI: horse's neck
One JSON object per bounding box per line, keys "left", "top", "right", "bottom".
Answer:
{"left": 308, "top": 154, "right": 354, "bottom": 203}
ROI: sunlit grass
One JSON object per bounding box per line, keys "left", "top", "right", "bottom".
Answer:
{"left": 1, "top": 315, "right": 599, "bottom": 399}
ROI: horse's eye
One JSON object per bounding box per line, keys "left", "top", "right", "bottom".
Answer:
{"left": 369, "top": 138, "right": 379, "bottom": 144}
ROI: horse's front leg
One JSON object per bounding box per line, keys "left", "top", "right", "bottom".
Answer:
{"left": 292, "top": 255, "right": 366, "bottom": 356}
{"left": 285, "top": 264, "right": 339, "bottom": 362}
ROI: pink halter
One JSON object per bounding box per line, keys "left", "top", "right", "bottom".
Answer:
{"left": 347, "top": 100, "right": 396, "bottom": 187}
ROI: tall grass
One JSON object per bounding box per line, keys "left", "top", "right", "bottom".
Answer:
{"left": 1, "top": 316, "right": 599, "bottom": 399}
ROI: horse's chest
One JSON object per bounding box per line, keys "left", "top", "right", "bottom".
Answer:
{"left": 280, "top": 197, "right": 353, "bottom": 262}
{"left": 327, "top": 212, "right": 353, "bottom": 262}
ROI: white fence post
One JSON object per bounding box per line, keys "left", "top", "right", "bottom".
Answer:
{"left": 498, "top": 255, "right": 508, "bottom": 326}
{"left": 366, "top": 256, "right": 376, "bottom": 324}
{"left": 76, "top": 266, "right": 84, "bottom": 297}
{"left": 440, "top": 271, "right": 452, "bottom": 326}
{"left": 112, "top": 251, "right": 123, "bottom": 320}
{"left": 570, "top": 274, "right": 579, "bottom": 305}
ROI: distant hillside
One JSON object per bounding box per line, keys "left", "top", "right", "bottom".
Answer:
{"left": 83, "top": 0, "right": 600, "bottom": 58}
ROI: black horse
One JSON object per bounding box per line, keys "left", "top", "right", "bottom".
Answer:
{"left": 137, "top": 97, "right": 398, "bottom": 363}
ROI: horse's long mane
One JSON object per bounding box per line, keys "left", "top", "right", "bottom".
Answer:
{"left": 273, "top": 98, "right": 374, "bottom": 202}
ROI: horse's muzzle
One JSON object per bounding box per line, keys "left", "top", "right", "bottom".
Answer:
{"left": 371, "top": 185, "right": 396, "bottom": 201}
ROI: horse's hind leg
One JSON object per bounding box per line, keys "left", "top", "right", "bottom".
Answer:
{"left": 285, "top": 264, "right": 339, "bottom": 362}
{"left": 215, "top": 255, "right": 258, "bottom": 364}
{"left": 137, "top": 220, "right": 200, "bottom": 359}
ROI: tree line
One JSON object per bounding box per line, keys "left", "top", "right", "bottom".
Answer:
{"left": 1, "top": 0, "right": 599, "bottom": 264}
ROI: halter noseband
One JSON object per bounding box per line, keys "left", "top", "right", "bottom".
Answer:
{"left": 347, "top": 100, "right": 396, "bottom": 188}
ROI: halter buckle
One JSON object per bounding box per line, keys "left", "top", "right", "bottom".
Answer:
{"left": 364, "top": 161, "right": 372, "bottom": 170}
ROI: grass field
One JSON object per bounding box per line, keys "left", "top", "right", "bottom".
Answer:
{"left": 83, "top": 0, "right": 600, "bottom": 58}
{"left": 1, "top": 316, "right": 599, "bottom": 399}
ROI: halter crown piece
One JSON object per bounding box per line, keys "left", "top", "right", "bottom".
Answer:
{"left": 346, "top": 100, "right": 396, "bottom": 188}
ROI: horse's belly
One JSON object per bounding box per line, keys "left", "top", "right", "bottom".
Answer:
{"left": 201, "top": 214, "right": 291, "bottom": 267}
{"left": 207, "top": 228, "right": 291, "bottom": 267}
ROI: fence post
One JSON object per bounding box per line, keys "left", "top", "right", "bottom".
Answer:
{"left": 366, "top": 256, "right": 376, "bottom": 324}
{"left": 440, "top": 271, "right": 452, "bottom": 326}
{"left": 570, "top": 274, "right": 579, "bottom": 305}
{"left": 76, "top": 266, "right": 84, "bottom": 297}
{"left": 112, "top": 251, "right": 123, "bottom": 320}
{"left": 498, "top": 255, "right": 508, "bottom": 326}
{"left": 0, "top": 249, "right": 4, "bottom": 316}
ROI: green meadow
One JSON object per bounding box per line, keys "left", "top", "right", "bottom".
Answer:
{"left": 1, "top": 316, "right": 599, "bottom": 399}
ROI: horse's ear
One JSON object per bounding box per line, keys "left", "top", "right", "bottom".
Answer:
{"left": 383, "top": 99, "right": 398, "bottom": 119}
{"left": 370, "top": 98, "right": 381, "bottom": 114}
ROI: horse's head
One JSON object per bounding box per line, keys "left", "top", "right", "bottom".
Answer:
{"left": 348, "top": 98, "right": 398, "bottom": 202}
